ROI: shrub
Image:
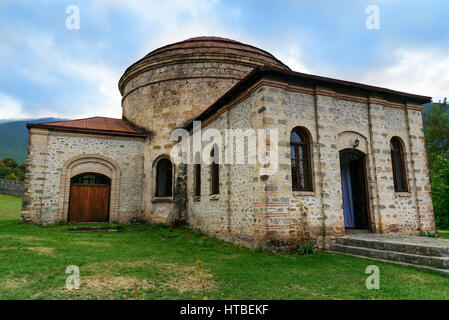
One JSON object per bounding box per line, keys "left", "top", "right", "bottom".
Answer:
{"left": 426, "top": 230, "right": 438, "bottom": 238}
{"left": 4, "top": 173, "right": 16, "bottom": 180}
{"left": 297, "top": 240, "right": 317, "bottom": 255}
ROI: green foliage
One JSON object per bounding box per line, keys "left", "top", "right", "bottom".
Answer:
{"left": 1, "top": 157, "right": 17, "bottom": 168}
{"left": 0, "top": 160, "right": 25, "bottom": 181}
{"left": 4, "top": 173, "right": 17, "bottom": 180}
{"left": 297, "top": 240, "right": 317, "bottom": 255}
{"left": 423, "top": 101, "right": 449, "bottom": 175}
{"left": 423, "top": 102, "right": 449, "bottom": 230}
{"left": 0, "top": 166, "right": 12, "bottom": 179}
{"left": 430, "top": 152, "right": 449, "bottom": 229}
{"left": 426, "top": 230, "right": 438, "bottom": 238}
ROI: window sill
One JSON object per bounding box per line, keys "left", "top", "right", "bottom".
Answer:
{"left": 293, "top": 191, "right": 315, "bottom": 197}
{"left": 210, "top": 194, "right": 220, "bottom": 201}
{"left": 193, "top": 196, "right": 201, "bottom": 202}
{"left": 152, "top": 197, "right": 173, "bottom": 203}
{"left": 394, "top": 192, "right": 411, "bottom": 197}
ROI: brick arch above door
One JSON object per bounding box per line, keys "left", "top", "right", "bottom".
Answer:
{"left": 57, "top": 154, "right": 122, "bottom": 223}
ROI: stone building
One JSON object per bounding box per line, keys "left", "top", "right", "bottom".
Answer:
{"left": 21, "top": 37, "right": 435, "bottom": 250}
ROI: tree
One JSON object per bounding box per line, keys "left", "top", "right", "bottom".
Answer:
{"left": 430, "top": 152, "right": 449, "bottom": 229}
{"left": 0, "top": 166, "right": 12, "bottom": 179}
{"left": 423, "top": 100, "right": 449, "bottom": 230}
{"left": 423, "top": 101, "right": 449, "bottom": 175}
{"left": 1, "top": 157, "right": 17, "bottom": 168}
{"left": 16, "top": 163, "right": 26, "bottom": 182}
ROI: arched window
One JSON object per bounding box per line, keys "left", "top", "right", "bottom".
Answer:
{"left": 156, "top": 158, "right": 173, "bottom": 197}
{"left": 210, "top": 147, "right": 219, "bottom": 195}
{"left": 194, "top": 152, "right": 201, "bottom": 197}
{"left": 290, "top": 127, "right": 312, "bottom": 191}
{"left": 390, "top": 137, "right": 408, "bottom": 192}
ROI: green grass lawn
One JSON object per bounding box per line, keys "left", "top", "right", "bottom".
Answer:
{"left": 439, "top": 230, "right": 449, "bottom": 239}
{"left": 0, "top": 194, "right": 448, "bottom": 300}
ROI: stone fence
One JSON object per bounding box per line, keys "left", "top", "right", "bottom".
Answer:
{"left": 0, "top": 179, "right": 24, "bottom": 197}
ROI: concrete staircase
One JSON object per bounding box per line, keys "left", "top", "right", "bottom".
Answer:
{"left": 330, "top": 233, "right": 449, "bottom": 274}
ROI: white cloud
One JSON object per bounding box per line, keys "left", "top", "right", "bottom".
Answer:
{"left": 271, "top": 44, "right": 311, "bottom": 73}
{"left": 0, "top": 25, "right": 122, "bottom": 119}
{"left": 358, "top": 48, "right": 449, "bottom": 102}
{"left": 57, "top": 60, "right": 122, "bottom": 119}
{"left": 118, "top": 0, "right": 240, "bottom": 57}
{"left": 0, "top": 92, "right": 29, "bottom": 120}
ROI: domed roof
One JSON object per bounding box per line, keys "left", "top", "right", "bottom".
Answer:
{"left": 119, "top": 36, "right": 290, "bottom": 95}
{"left": 144, "top": 36, "right": 285, "bottom": 64}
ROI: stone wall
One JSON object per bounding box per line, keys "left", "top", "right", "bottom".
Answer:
{"left": 0, "top": 179, "right": 24, "bottom": 197}
{"left": 186, "top": 90, "right": 263, "bottom": 248}
{"left": 21, "top": 129, "right": 145, "bottom": 225}
{"left": 186, "top": 81, "right": 435, "bottom": 251}
{"left": 120, "top": 44, "right": 289, "bottom": 226}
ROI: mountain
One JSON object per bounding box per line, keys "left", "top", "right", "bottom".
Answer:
{"left": 0, "top": 118, "right": 68, "bottom": 164}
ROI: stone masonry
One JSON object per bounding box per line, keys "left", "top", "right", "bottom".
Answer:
{"left": 185, "top": 70, "right": 435, "bottom": 251}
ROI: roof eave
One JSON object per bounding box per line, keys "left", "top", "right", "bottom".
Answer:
{"left": 26, "top": 123, "right": 147, "bottom": 138}
{"left": 184, "top": 66, "right": 432, "bottom": 132}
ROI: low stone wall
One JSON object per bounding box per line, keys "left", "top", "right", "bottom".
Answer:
{"left": 0, "top": 179, "right": 24, "bottom": 197}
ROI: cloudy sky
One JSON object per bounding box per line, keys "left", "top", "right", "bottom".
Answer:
{"left": 1, "top": 0, "right": 448, "bottom": 120}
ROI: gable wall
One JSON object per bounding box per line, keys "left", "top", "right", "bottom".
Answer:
{"left": 21, "top": 130, "right": 145, "bottom": 224}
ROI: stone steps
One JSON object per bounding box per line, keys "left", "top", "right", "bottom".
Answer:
{"left": 331, "top": 244, "right": 449, "bottom": 269}
{"left": 330, "top": 234, "right": 449, "bottom": 270}
{"left": 336, "top": 236, "right": 449, "bottom": 257}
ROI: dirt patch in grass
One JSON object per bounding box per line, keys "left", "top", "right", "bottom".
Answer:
{"left": 25, "top": 247, "right": 55, "bottom": 255}
{"left": 74, "top": 241, "right": 112, "bottom": 247}
{"left": 0, "top": 275, "right": 35, "bottom": 290}
{"left": 81, "top": 275, "right": 155, "bottom": 293}
{"left": 83, "top": 260, "right": 216, "bottom": 294}
{"left": 0, "top": 235, "right": 44, "bottom": 242}
{"left": 400, "top": 273, "right": 432, "bottom": 284}
{"left": 33, "top": 275, "right": 155, "bottom": 300}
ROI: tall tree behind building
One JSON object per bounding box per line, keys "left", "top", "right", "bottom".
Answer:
{"left": 423, "top": 99, "right": 449, "bottom": 229}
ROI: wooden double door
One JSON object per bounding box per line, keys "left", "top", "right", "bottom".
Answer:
{"left": 68, "top": 173, "right": 111, "bottom": 223}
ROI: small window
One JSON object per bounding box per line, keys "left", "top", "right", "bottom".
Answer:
{"left": 194, "top": 163, "right": 201, "bottom": 197}
{"left": 71, "top": 173, "right": 110, "bottom": 185}
{"left": 156, "top": 158, "right": 173, "bottom": 197}
{"left": 210, "top": 147, "right": 219, "bottom": 195}
{"left": 290, "top": 127, "right": 312, "bottom": 191}
{"left": 194, "top": 152, "right": 201, "bottom": 197}
{"left": 390, "top": 137, "right": 408, "bottom": 192}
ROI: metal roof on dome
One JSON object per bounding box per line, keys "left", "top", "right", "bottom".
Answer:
{"left": 144, "top": 36, "right": 283, "bottom": 62}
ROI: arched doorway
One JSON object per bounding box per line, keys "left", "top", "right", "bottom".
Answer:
{"left": 339, "top": 149, "right": 371, "bottom": 231}
{"left": 68, "top": 173, "right": 111, "bottom": 222}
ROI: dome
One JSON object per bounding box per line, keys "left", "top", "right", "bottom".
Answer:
{"left": 119, "top": 36, "right": 289, "bottom": 134}
{"left": 144, "top": 36, "right": 287, "bottom": 63}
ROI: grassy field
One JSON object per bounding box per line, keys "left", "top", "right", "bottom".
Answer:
{"left": 0, "top": 194, "right": 449, "bottom": 300}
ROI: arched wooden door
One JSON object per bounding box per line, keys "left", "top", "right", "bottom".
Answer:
{"left": 68, "top": 173, "right": 111, "bottom": 223}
